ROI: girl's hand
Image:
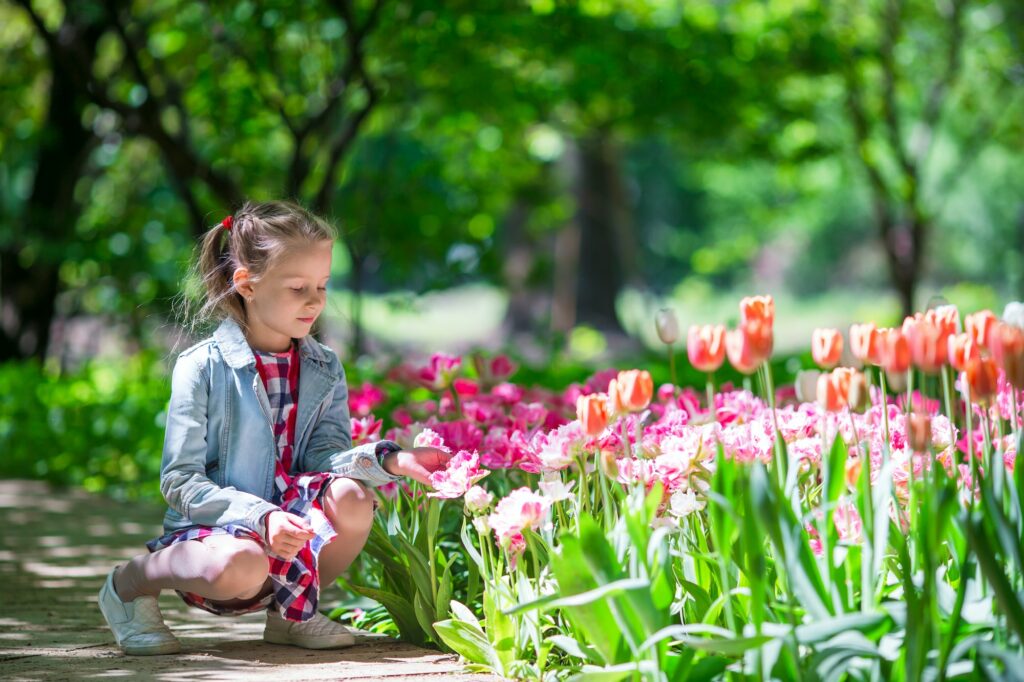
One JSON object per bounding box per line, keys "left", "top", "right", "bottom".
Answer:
{"left": 382, "top": 447, "right": 453, "bottom": 486}
{"left": 264, "top": 510, "right": 315, "bottom": 560}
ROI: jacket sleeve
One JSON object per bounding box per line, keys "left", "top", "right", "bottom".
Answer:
{"left": 302, "top": 362, "right": 402, "bottom": 487}
{"left": 159, "top": 352, "right": 279, "bottom": 542}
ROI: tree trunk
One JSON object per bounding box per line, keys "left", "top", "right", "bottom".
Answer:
{"left": 0, "top": 12, "right": 101, "bottom": 362}
{"left": 572, "top": 134, "right": 631, "bottom": 334}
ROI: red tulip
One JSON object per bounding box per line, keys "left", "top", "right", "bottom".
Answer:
{"left": 850, "top": 323, "right": 882, "bottom": 366}
{"left": 948, "top": 333, "right": 980, "bottom": 372}
{"left": 965, "top": 310, "right": 997, "bottom": 349}
{"left": 905, "top": 318, "right": 948, "bottom": 373}
{"left": 879, "top": 328, "right": 911, "bottom": 374}
{"left": 576, "top": 394, "right": 610, "bottom": 436}
{"left": 739, "top": 295, "right": 774, "bottom": 361}
{"left": 964, "top": 356, "right": 998, "bottom": 404}
{"left": 687, "top": 325, "right": 726, "bottom": 373}
{"left": 726, "top": 327, "right": 760, "bottom": 374}
{"left": 611, "top": 370, "right": 653, "bottom": 413}
{"left": 990, "top": 321, "right": 1024, "bottom": 390}
{"left": 811, "top": 328, "right": 843, "bottom": 369}
{"left": 907, "top": 414, "right": 932, "bottom": 453}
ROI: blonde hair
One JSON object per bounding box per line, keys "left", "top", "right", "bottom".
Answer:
{"left": 175, "top": 200, "right": 337, "bottom": 339}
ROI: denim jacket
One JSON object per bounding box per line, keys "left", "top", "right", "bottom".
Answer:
{"left": 159, "top": 317, "right": 400, "bottom": 542}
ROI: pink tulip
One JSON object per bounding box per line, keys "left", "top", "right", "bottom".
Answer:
{"left": 488, "top": 487, "right": 551, "bottom": 546}
{"left": 427, "top": 450, "right": 489, "bottom": 499}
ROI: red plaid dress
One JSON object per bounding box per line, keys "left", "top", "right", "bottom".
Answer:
{"left": 147, "top": 340, "right": 338, "bottom": 621}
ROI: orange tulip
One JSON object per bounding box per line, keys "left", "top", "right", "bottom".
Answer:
{"left": 817, "top": 368, "right": 856, "bottom": 412}
{"left": 740, "top": 295, "right": 774, "bottom": 361}
{"left": 907, "top": 414, "right": 931, "bottom": 453}
{"left": 965, "top": 310, "right": 997, "bottom": 349}
{"left": 576, "top": 394, "right": 610, "bottom": 436}
{"left": 964, "top": 356, "right": 998, "bottom": 404}
{"left": 990, "top": 322, "right": 1024, "bottom": 390}
{"left": 850, "top": 323, "right": 882, "bottom": 366}
{"left": 879, "top": 328, "right": 911, "bottom": 374}
{"left": 611, "top": 370, "right": 653, "bottom": 412}
{"left": 726, "top": 327, "right": 761, "bottom": 374}
{"left": 811, "top": 328, "right": 843, "bottom": 369}
{"left": 948, "top": 333, "right": 980, "bottom": 372}
{"left": 687, "top": 325, "right": 726, "bottom": 373}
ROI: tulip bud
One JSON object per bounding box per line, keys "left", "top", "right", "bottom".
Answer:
{"left": 965, "top": 310, "right": 997, "bottom": 349}
{"left": 879, "top": 328, "right": 911, "bottom": 374}
{"left": 726, "top": 327, "right": 760, "bottom": 375}
{"left": 847, "top": 371, "right": 870, "bottom": 412}
{"left": 795, "top": 369, "right": 822, "bottom": 404}
{"left": 948, "top": 333, "right": 979, "bottom": 372}
{"left": 990, "top": 322, "right": 1024, "bottom": 390}
{"left": 907, "top": 414, "right": 931, "bottom": 453}
{"left": 576, "top": 394, "right": 610, "bottom": 436}
{"left": 817, "top": 370, "right": 847, "bottom": 412}
{"left": 906, "top": 318, "right": 947, "bottom": 373}
{"left": 811, "top": 328, "right": 843, "bottom": 369}
{"left": 964, "top": 356, "right": 998, "bottom": 404}
{"left": 688, "top": 325, "right": 727, "bottom": 373}
{"left": 655, "top": 308, "right": 680, "bottom": 345}
{"left": 850, "top": 323, "right": 882, "bottom": 366}
{"left": 612, "top": 370, "right": 654, "bottom": 413}
{"left": 600, "top": 450, "right": 619, "bottom": 479}
{"left": 845, "top": 455, "right": 863, "bottom": 488}
{"left": 1003, "top": 301, "right": 1024, "bottom": 330}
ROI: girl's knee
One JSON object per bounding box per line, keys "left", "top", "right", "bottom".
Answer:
{"left": 207, "top": 540, "right": 268, "bottom": 599}
{"left": 325, "top": 478, "right": 375, "bottom": 531}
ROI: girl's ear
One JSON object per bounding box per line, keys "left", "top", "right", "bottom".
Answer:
{"left": 233, "top": 267, "right": 255, "bottom": 300}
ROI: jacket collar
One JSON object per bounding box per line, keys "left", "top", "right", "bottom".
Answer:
{"left": 213, "top": 317, "right": 330, "bottom": 371}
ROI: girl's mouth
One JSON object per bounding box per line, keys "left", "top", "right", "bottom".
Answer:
{"left": 298, "top": 317, "right": 315, "bottom": 324}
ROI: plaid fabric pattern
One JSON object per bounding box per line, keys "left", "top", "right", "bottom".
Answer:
{"left": 147, "top": 340, "right": 337, "bottom": 622}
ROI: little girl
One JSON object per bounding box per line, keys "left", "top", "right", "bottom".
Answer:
{"left": 99, "top": 200, "right": 450, "bottom": 655}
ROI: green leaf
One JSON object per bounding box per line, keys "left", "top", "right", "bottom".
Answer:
{"left": 345, "top": 582, "right": 426, "bottom": 646}
{"left": 433, "top": 618, "right": 503, "bottom": 673}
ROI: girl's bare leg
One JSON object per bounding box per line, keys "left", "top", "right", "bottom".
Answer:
{"left": 114, "top": 535, "right": 270, "bottom": 604}
{"left": 318, "top": 477, "right": 376, "bottom": 584}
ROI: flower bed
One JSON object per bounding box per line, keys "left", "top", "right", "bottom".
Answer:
{"left": 343, "top": 298, "right": 1024, "bottom": 681}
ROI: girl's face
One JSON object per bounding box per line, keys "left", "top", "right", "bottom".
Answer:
{"left": 233, "top": 240, "right": 333, "bottom": 352}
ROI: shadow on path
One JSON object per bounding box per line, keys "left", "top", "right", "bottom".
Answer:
{"left": 0, "top": 480, "right": 496, "bottom": 681}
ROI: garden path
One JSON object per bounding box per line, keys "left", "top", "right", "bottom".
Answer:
{"left": 0, "top": 480, "right": 496, "bottom": 681}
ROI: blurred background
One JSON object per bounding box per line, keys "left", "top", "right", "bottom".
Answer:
{"left": 1, "top": 0, "right": 1022, "bottom": 495}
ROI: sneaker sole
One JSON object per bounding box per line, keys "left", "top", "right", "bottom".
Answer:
{"left": 263, "top": 631, "right": 356, "bottom": 649}
{"left": 121, "top": 639, "right": 183, "bottom": 656}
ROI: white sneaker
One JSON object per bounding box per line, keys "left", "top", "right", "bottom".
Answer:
{"left": 264, "top": 609, "right": 356, "bottom": 649}
{"left": 98, "top": 566, "right": 181, "bottom": 655}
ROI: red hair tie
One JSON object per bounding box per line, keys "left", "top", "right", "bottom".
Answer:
{"left": 221, "top": 215, "right": 233, "bottom": 231}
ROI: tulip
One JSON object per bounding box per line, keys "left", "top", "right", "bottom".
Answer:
{"left": 905, "top": 319, "right": 947, "bottom": 373}
{"left": 464, "top": 485, "right": 494, "bottom": 514}
{"left": 655, "top": 308, "right": 680, "bottom": 345}
{"left": 740, "top": 295, "right": 775, "bottom": 327}
{"left": 879, "top": 328, "right": 911, "bottom": 375}
{"left": 811, "top": 328, "right": 843, "bottom": 369}
{"left": 739, "top": 295, "right": 774, "bottom": 361}
{"left": 963, "top": 356, "right": 998, "bottom": 404}
{"left": 611, "top": 370, "right": 653, "bottom": 413}
{"left": 965, "top": 310, "right": 997, "bottom": 349}
{"left": 726, "top": 327, "right": 760, "bottom": 374}
{"left": 990, "top": 321, "right": 1024, "bottom": 390}
{"left": 576, "top": 393, "right": 610, "bottom": 436}
{"left": 1003, "top": 301, "right": 1024, "bottom": 330}
{"left": 907, "top": 414, "right": 931, "bottom": 453}
{"left": 847, "top": 371, "right": 870, "bottom": 412}
{"left": 928, "top": 305, "right": 960, "bottom": 337}
{"left": 845, "top": 456, "right": 863, "bottom": 488}
{"left": 948, "top": 333, "right": 979, "bottom": 372}
{"left": 687, "top": 325, "right": 726, "bottom": 373}
{"left": 795, "top": 369, "right": 822, "bottom": 404}
{"left": 817, "top": 370, "right": 847, "bottom": 412}
{"left": 850, "top": 323, "right": 882, "bottom": 366}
